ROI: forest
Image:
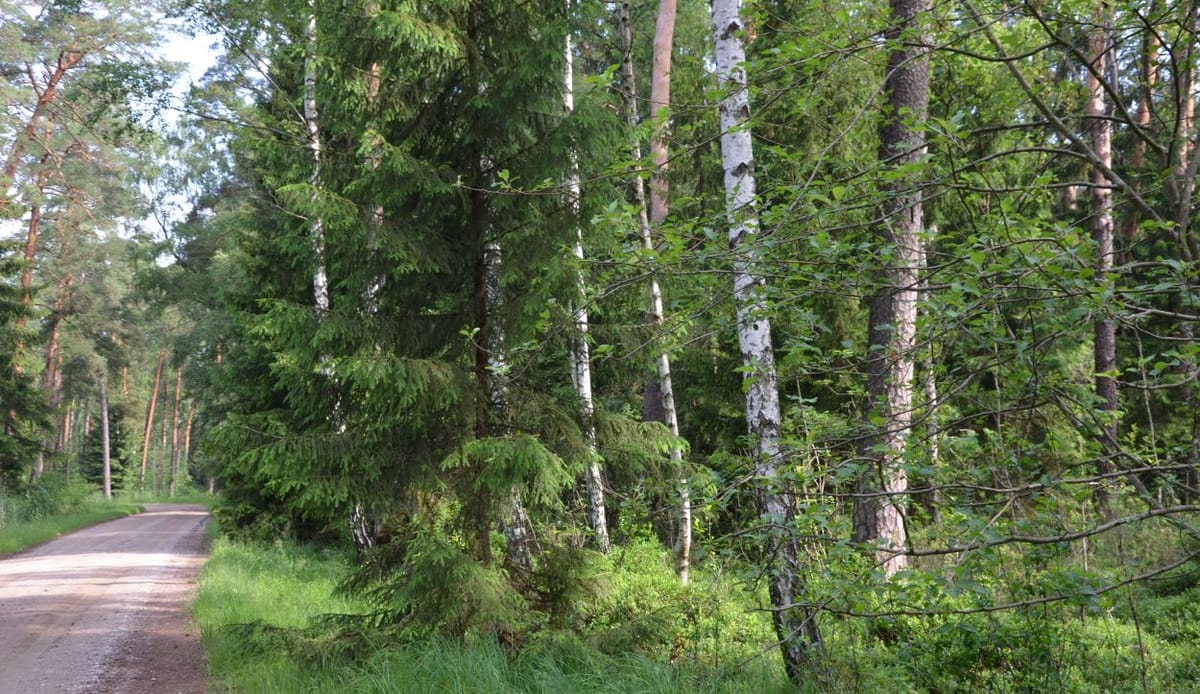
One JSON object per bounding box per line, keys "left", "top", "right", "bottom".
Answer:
{"left": 3, "top": 0, "right": 1200, "bottom": 690}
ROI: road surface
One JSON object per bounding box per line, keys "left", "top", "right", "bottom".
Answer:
{"left": 0, "top": 504, "right": 210, "bottom": 694}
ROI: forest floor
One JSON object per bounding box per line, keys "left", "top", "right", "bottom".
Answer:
{"left": 0, "top": 504, "right": 210, "bottom": 693}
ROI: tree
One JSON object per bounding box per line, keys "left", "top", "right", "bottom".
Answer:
{"left": 563, "top": 6, "right": 610, "bottom": 553}
{"left": 711, "top": 0, "right": 820, "bottom": 679}
{"left": 853, "top": 0, "right": 932, "bottom": 577}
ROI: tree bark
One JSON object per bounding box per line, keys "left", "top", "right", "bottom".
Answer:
{"left": 619, "top": 0, "right": 690, "bottom": 584}
{"left": 139, "top": 349, "right": 166, "bottom": 488}
{"left": 563, "top": 14, "right": 610, "bottom": 554}
{"left": 853, "top": 0, "right": 931, "bottom": 577}
{"left": 648, "top": 0, "right": 676, "bottom": 227}
{"left": 481, "top": 241, "right": 535, "bottom": 575}
{"left": 0, "top": 49, "right": 82, "bottom": 215}
{"left": 305, "top": 4, "right": 329, "bottom": 316}
{"left": 711, "top": 0, "right": 820, "bottom": 679}
{"left": 182, "top": 401, "right": 195, "bottom": 488}
{"left": 1088, "top": 1, "right": 1119, "bottom": 471}
{"left": 99, "top": 374, "right": 111, "bottom": 500}
{"left": 169, "top": 366, "right": 183, "bottom": 497}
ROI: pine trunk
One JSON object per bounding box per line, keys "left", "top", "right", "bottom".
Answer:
{"left": 853, "top": 0, "right": 931, "bottom": 577}
{"left": 182, "top": 402, "right": 195, "bottom": 485}
{"left": 139, "top": 349, "right": 166, "bottom": 487}
{"left": 169, "top": 366, "right": 183, "bottom": 497}
{"left": 1088, "top": 2, "right": 1119, "bottom": 470}
{"left": 712, "top": 0, "right": 820, "bottom": 679}
{"left": 99, "top": 375, "right": 111, "bottom": 500}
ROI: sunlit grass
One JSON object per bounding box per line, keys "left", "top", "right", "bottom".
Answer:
{"left": 0, "top": 502, "right": 143, "bottom": 555}
{"left": 193, "top": 536, "right": 792, "bottom": 693}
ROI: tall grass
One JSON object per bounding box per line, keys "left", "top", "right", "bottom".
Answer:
{"left": 0, "top": 475, "right": 144, "bottom": 555}
{"left": 194, "top": 537, "right": 792, "bottom": 694}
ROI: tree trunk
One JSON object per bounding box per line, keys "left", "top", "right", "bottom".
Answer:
{"left": 169, "top": 366, "right": 183, "bottom": 497}
{"left": 182, "top": 401, "right": 195, "bottom": 488}
{"left": 648, "top": 0, "right": 676, "bottom": 227}
{"left": 305, "top": 3, "right": 329, "bottom": 316}
{"left": 619, "top": 0, "right": 690, "bottom": 584}
{"left": 1088, "top": 1, "right": 1119, "bottom": 472}
{"left": 99, "top": 374, "right": 111, "bottom": 500}
{"left": 1121, "top": 0, "right": 1160, "bottom": 242}
{"left": 16, "top": 202, "right": 42, "bottom": 330}
{"left": 712, "top": 0, "right": 820, "bottom": 679}
{"left": 853, "top": 0, "right": 931, "bottom": 577}
{"left": 481, "top": 241, "right": 535, "bottom": 575}
{"left": 139, "top": 349, "right": 166, "bottom": 488}
{"left": 0, "top": 49, "right": 82, "bottom": 216}
{"left": 563, "top": 8, "right": 610, "bottom": 554}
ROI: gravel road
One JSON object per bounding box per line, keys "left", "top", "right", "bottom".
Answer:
{"left": 0, "top": 504, "right": 210, "bottom": 694}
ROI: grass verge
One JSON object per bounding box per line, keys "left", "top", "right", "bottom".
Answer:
{"left": 0, "top": 502, "right": 143, "bottom": 556}
{"left": 193, "top": 536, "right": 792, "bottom": 694}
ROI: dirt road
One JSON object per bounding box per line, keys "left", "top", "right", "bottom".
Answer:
{"left": 0, "top": 504, "right": 210, "bottom": 694}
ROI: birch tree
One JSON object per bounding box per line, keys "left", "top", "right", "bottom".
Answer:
{"left": 1083, "top": 0, "right": 1120, "bottom": 500}
{"left": 563, "top": 12, "right": 610, "bottom": 553}
{"left": 617, "top": 0, "right": 690, "bottom": 583}
{"left": 711, "top": 0, "right": 820, "bottom": 679}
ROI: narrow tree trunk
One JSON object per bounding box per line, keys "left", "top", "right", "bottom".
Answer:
{"left": 0, "top": 49, "right": 82, "bottom": 215}
{"left": 648, "top": 0, "right": 677, "bottom": 227}
{"left": 305, "top": 2, "right": 329, "bottom": 316}
{"left": 1172, "top": 3, "right": 1198, "bottom": 261}
{"left": 712, "top": 0, "right": 820, "bottom": 678}
{"left": 58, "top": 401, "right": 72, "bottom": 457}
{"left": 481, "top": 241, "right": 535, "bottom": 574}
{"left": 563, "top": 9, "right": 610, "bottom": 554}
{"left": 1121, "top": 0, "right": 1160, "bottom": 243}
{"left": 1088, "top": 2, "right": 1119, "bottom": 471}
{"left": 853, "top": 0, "right": 931, "bottom": 577}
{"left": 619, "top": 0, "right": 690, "bottom": 584}
{"left": 169, "top": 366, "right": 183, "bottom": 497}
{"left": 99, "top": 374, "right": 111, "bottom": 500}
{"left": 16, "top": 203, "right": 42, "bottom": 330}
{"left": 182, "top": 401, "right": 195, "bottom": 486}
{"left": 139, "top": 349, "right": 166, "bottom": 488}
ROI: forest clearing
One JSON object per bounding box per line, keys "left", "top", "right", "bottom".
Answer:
{"left": 4, "top": 0, "right": 1200, "bottom": 690}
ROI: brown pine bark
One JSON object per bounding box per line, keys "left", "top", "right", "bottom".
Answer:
{"left": 0, "top": 49, "right": 83, "bottom": 215}
{"left": 99, "top": 375, "right": 111, "bottom": 500}
{"left": 139, "top": 349, "right": 166, "bottom": 488}
{"left": 1087, "top": 2, "right": 1119, "bottom": 469}
{"left": 169, "top": 366, "right": 183, "bottom": 498}
{"left": 854, "top": 0, "right": 931, "bottom": 578}
{"left": 182, "top": 402, "right": 195, "bottom": 482}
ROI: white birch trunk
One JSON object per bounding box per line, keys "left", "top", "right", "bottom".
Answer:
{"left": 483, "top": 241, "right": 535, "bottom": 574}
{"left": 618, "top": 0, "right": 690, "bottom": 584}
{"left": 712, "top": 0, "right": 818, "bottom": 677}
{"left": 563, "top": 21, "right": 611, "bottom": 553}
{"left": 304, "top": 7, "right": 329, "bottom": 316}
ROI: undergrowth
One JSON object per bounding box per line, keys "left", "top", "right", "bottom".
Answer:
{"left": 193, "top": 532, "right": 1200, "bottom": 693}
{"left": 0, "top": 474, "right": 142, "bottom": 555}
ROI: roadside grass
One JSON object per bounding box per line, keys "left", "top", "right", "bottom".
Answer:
{"left": 0, "top": 502, "right": 143, "bottom": 555}
{"left": 119, "top": 487, "right": 214, "bottom": 506}
{"left": 194, "top": 536, "right": 792, "bottom": 694}
{"left": 0, "top": 474, "right": 145, "bottom": 555}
